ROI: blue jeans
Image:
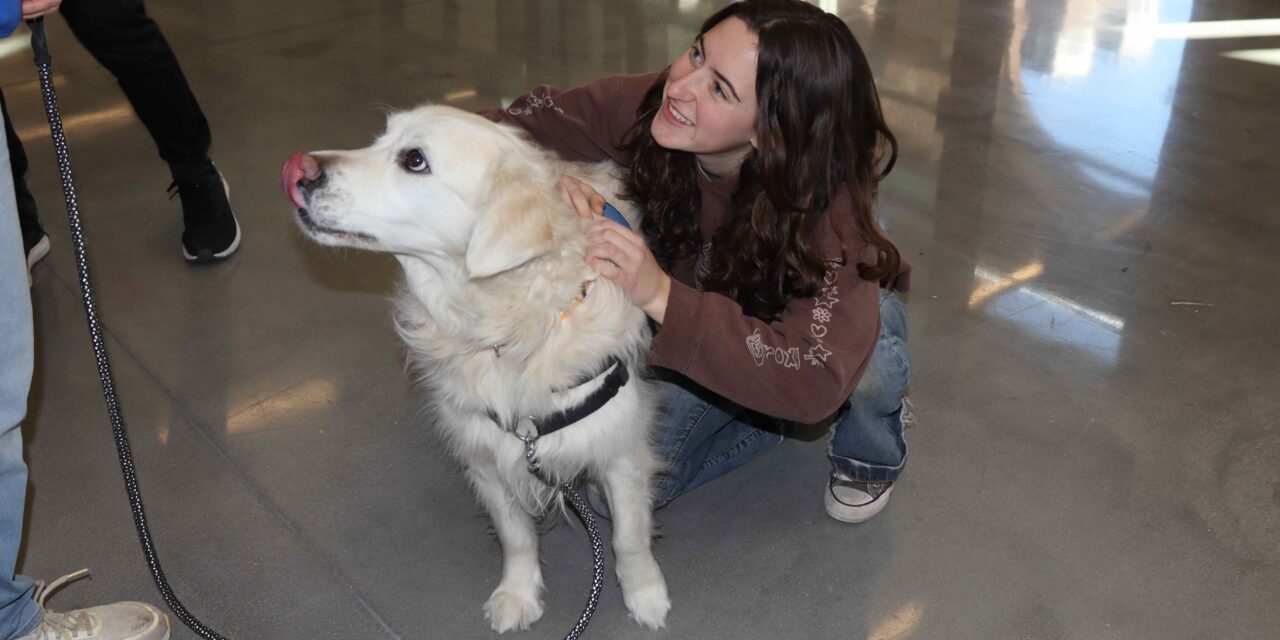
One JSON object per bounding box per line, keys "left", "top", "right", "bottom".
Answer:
{"left": 0, "top": 109, "right": 42, "bottom": 638}
{"left": 653, "top": 290, "right": 910, "bottom": 508}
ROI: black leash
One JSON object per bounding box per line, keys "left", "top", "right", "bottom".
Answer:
{"left": 26, "top": 17, "right": 605, "bottom": 639}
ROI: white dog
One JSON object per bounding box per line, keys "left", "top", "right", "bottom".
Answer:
{"left": 282, "top": 105, "right": 670, "bottom": 632}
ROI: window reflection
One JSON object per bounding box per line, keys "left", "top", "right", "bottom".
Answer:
{"left": 973, "top": 265, "right": 1124, "bottom": 363}
{"left": 1013, "top": 0, "right": 1194, "bottom": 200}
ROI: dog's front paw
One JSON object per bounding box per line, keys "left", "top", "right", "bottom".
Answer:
{"left": 484, "top": 589, "right": 544, "bottom": 633}
{"left": 624, "top": 581, "right": 670, "bottom": 629}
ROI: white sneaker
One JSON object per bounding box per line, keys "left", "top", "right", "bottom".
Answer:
{"left": 26, "top": 234, "right": 49, "bottom": 288}
{"left": 824, "top": 472, "right": 894, "bottom": 523}
{"left": 16, "top": 570, "right": 170, "bottom": 640}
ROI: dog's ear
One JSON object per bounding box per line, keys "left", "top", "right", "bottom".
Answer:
{"left": 464, "top": 170, "right": 556, "bottom": 279}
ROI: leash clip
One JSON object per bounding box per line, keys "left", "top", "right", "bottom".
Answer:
{"left": 514, "top": 419, "right": 544, "bottom": 476}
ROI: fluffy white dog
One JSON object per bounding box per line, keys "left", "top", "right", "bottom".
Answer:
{"left": 282, "top": 105, "right": 670, "bottom": 632}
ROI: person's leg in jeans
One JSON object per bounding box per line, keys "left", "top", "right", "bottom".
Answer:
{"left": 649, "top": 374, "right": 785, "bottom": 509}
{"left": 0, "top": 99, "right": 170, "bottom": 640}
{"left": 58, "top": 0, "right": 240, "bottom": 263}
{"left": 0, "top": 99, "right": 45, "bottom": 640}
{"left": 825, "top": 289, "right": 911, "bottom": 523}
{"left": 588, "top": 372, "right": 784, "bottom": 517}
{"left": 590, "top": 292, "right": 909, "bottom": 519}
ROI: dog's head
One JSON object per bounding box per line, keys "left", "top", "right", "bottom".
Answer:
{"left": 283, "top": 106, "right": 563, "bottom": 278}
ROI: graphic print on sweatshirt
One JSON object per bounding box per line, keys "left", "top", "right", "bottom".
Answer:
{"left": 507, "top": 89, "right": 565, "bottom": 116}
{"left": 745, "top": 262, "right": 841, "bottom": 369}
{"left": 692, "top": 241, "right": 714, "bottom": 290}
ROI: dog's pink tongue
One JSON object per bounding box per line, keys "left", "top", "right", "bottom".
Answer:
{"left": 281, "top": 153, "right": 317, "bottom": 209}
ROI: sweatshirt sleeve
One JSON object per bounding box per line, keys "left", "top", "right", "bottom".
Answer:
{"left": 647, "top": 213, "right": 884, "bottom": 424}
{"left": 478, "top": 72, "right": 658, "bottom": 164}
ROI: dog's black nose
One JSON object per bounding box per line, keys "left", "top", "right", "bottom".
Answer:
{"left": 297, "top": 171, "right": 327, "bottom": 196}
{"left": 282, "top": 152, "right": 327, "bottom": 208}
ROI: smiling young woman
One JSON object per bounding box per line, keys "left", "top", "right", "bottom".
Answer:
{"left": 483, "top": 0, "right": 913, "bottom": 524}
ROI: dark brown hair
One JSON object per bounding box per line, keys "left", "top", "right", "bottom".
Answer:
{"left": 623, "top": 0, "right": 899, "bottom": 320}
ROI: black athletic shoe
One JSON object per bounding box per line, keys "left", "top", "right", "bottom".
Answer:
{"left": 168, "top": 161, "right": 241, "bottom": 263}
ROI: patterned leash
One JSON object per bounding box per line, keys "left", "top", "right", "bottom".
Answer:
{"left": 521, "top": 430, "right": 607, "bottom": 639}
{"left": 26, "top": 17, "right": 229, "bottom": 640}
{"left": 27, "top": 17, "right": 605, "bottom": 639}
{"left": 559, "top": 484, "right": 605, "bottom": 640}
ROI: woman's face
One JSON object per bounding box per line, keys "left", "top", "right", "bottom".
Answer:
{"left": 651, "top": 16, "right": 759, "bottom": 173}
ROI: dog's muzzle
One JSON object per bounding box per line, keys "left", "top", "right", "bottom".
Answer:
{"left": 282, "top": 152, "right": 375, "bottom": 242}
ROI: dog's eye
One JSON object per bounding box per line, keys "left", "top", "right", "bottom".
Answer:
{"left": 401, "top": 148, "right": 430, "bottom": 174}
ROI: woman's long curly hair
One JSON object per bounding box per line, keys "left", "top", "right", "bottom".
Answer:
{"left": 622, "top": 0, "right": 899, "bottom": 321}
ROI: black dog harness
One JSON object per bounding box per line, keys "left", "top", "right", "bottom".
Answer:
{"left": 486, "top": 356, "right": 629, "bottom": 481}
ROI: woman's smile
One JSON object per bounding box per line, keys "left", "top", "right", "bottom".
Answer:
{"left": 663, "top": 99, "right": 694, "bottom": 126}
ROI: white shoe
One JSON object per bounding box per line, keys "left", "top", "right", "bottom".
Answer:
{"left": 16, "top": 570, "right": 171, "bottom": 640}
{"left": 824, "top": 472, "right": 894, "bottom": 523}
{"left": 26, "top": 234, "right": 49, "bottom": 288}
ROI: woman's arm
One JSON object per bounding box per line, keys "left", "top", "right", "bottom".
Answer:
{"left": 584, "top": 192, "right": 886, "bottom": 423}
{"left": 649, "top": 257, "right": 881, "bottom": 424}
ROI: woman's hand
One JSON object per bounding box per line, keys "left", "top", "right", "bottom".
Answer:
{"left": 558, "top": 174, "right": 604, "bottom": 220}
{"left": 587, "top": 218, "right": 671, "bottom": 324}
{"left": 22, "top": 0, "right": 62, "bottom": 19}
{"left": 558, "top": 174, "right": 672, "bottom": 322}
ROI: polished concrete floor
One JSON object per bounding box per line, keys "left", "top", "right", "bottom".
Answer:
{"left": 2, "top": 0, "right": 1278, "bottom": 638}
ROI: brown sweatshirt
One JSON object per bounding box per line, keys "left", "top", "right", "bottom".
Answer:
{"left": 480, "top": 72, "right": 910, "bottom": 423}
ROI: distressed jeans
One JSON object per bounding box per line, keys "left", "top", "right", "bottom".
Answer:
{"left": 652, "top": 289, "right": 910, "bottom": 508}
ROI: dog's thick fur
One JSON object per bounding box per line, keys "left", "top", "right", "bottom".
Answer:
{"left": 292, "top": 106, "right": 669, "bottom": 632}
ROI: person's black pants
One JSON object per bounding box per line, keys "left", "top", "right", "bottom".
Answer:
{"left": 2, "top": 0, "right": 211, "bottom": 240}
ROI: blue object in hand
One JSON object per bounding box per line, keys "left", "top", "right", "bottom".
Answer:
{"left": 601, "top": 202, "right": 631, "bottom": 230}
